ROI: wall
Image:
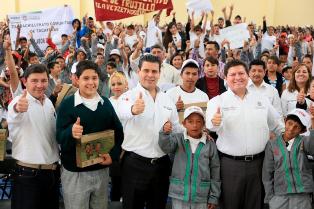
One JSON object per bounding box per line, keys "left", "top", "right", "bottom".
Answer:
{"left": 0, "top": 0, "right": 313, "bottom": 26}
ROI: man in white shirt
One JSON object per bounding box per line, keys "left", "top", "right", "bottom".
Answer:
{"left": 118, "top": 54, "right": 182, "bottom": 209}
{"left": 247, "top": 59, "right": 283, "bottom": 117}
{"left": 7, "top": 64, "right": 60, "bottom": 209}
{"left": 145, "top": 10, "right": 163, "bottom": 50}
{"left": 166, "top": 59, "right": 209, "bottom": 111}
{"left": 206, "top": 60, "right": 284, "bottom": 209}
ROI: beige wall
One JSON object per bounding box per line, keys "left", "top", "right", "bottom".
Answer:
{"left": 0, "top": 0, "right": 313, "bottom": 26}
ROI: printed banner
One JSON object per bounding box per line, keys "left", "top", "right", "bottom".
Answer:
{"left": 215, "top": 23, "right": 250, "bottom": 49}
{"left": 8, "top": 6, "right": 74, "bottom": 51}
{"left": 94, "top": 0, "right": 173, "bottom": 21}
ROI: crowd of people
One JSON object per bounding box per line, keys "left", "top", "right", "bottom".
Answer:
{"left": 1, "top": 4, "right": 314, "bottom": 209}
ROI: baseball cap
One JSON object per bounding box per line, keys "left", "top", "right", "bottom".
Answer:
{"left": 181, "top": 59, "right": 199, "bottom": 72}
{"left": 77, "top": 47, "right": 87, "bottom": 55}
{"left": 97, "top": 43, "right": 105, "bottom": 50}
{"left": 110, "top": 49, "right": 121, "bottom": 57}
{"left": 183, "top": 106, "right": 205, "bottom": 121}
{"left": 287, "top": 108, "right": 311, "bottom": 129}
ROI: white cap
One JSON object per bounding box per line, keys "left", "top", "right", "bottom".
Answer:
{"left": 181, "top": 59, "right": 199, "bottom": 72}
{"left": 287, "top": 108, "right": 311, "bottom": 129}
{"left": 110, "top": 49, "right": 121, "bottom": 57}
{"left": 97, "top": 43, "right": 105, "bottom": 50}
{"left": 183, "top": 106, "right": 205, "bottom": 121}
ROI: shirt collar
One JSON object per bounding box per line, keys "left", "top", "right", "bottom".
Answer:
{"left": 136, "top": 83, "right": 161, "bottom": 95}
{"left": 248, "top": 79, "right": 267, "bottom": 88}
{"left": 183, "top": 129, "right": 207, "bottom": 144}
{"left": 74, "top": 90, "right": 104, "bottom": 107}
{"left": 25, "top": 91, "right": 47, "bottom": 105}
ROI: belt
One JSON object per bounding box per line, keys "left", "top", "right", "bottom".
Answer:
{"left": 17, "top": 161, "right": 58, "bottom": 170}
{"left": 219, "top": 151, "right": 264, "bottom": 162}
{"left": 126, "top": 152, "right": 168, "bottom": 165}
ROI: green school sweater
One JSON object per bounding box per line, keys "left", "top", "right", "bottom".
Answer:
{"left": 56, "top": 95, "right": 123, "bottom": 172}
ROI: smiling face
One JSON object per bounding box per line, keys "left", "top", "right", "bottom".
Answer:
{"left": 183, "top": 113, "right": 204, "bottom": 138}
{"left": 294, "top": 65, "right": 310, "bottom": 86}
{"left": 77, "top": 69, "right": 99, "bottom": 99}
{"left": 25, "top": 72, "right": 49, "bottom": 100}
{"left": 138, "top": 61, "right": 160, "bottom": 91}
{"left": 249, "top": 65, "right": 266, "bottom": 86}
{"left": 226, "top": 65, "right": 249, "bottom": 95}
{"left": 110, "top": 76, "right": 127, "bottom": 98}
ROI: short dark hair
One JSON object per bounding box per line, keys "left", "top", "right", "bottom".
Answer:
{"left": 138, "top": 54, "right": 161, "bottom": 71}
{"left": 56, "top": 56, "right": 65, "bottom": 61}
{"left": 88, "top": 17, "right": 93, "bottom": 21}
{"left": 268, "top": 55, "right": 280, "bottom": 66}
{"left": 286, "top": 115, "right": 306, "bottom": 132}
{"left": 206, "top": 41, "right": 220, "bottom": 51}
{"left": 61, "top": 34, "right": 68, "bottom": 38}
{"left": 249, "top": 59, "right": 266, "bottom": 70}
{"left": 107, "top": 61, "right": 117, "bottom": 69}
{"left": 76, "top": 60, "right": 100, "bottom": 78}
{"left": 28, "top": 52, "right": 38, "bottom": 59}
{"left": 19, "top": 37, "right": 27, "bottom": 42}
{"left": 218, "top": 17, "right": 224, "bottom": 21}
{"left": 302, "top": 54, "right": 313, "bottom": 62}
{"left": 282, "top": 66, "right": 292, "bottom": 74}
{"left": 150, "top": 44, "right": 164, "bottom": 51}
{"left": 47, "top": 62, "right": 59, "bottom": 70}
{"left": 204, "top": 56, "right": 219, "bottom": 67}
{"left": 224, "top": 60, "right": 248, "bottom": 77}
{"left": 127, "top": 24, "right": 135, "bottom": 30}
{"left": 235, "top": 15, "right": 242, "bottom": 20}
{"left": 24, "top": 64, "right": 49, "bottom": 79}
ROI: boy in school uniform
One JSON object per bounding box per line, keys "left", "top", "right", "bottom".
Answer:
{"left": 56, "top": 60, "right": 124, "bottom": 209}
{"left": 263, "top": 108, "right": 314, "bottom": 209}
{"left": 159, "top": 106, "right": 220, "bottom": 209}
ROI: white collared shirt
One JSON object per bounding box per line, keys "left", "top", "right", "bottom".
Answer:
{"left": 74, "top": 90, "right": 104, "bottom": 111}
{"left": 117, "top": 83, "right": 182, "bottom": 158}
{"left": 158, "top": 62, "right": 181, "bottom": 92}
{"left": 184, "top": 130, "right": 206, "bottom": 153}
{"left": 7, "top": 92, "right": 59, "bottom": 164}
{"left": 247, "top": 80, "right": 283, "bottom": 117}
{"left": 206, "top": 90, "right": 284, "bottom": 156}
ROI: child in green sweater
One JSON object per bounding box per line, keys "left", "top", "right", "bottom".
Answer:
{"left": 56, "top": 60, "right": 123, "bottom": 209}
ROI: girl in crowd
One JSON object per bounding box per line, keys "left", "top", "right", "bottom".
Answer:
{"left": 281, "top": 64, "right": 312, "bottom": 116}
{"left": 108, "top": 71, "right": 128, "bottom": 202}
{"left": 196, "top": 56, "right": 226, "bottom": 100}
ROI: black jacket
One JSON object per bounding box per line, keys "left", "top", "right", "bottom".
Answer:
{"left": 196, "top": 76, "right": 227, "bottom": 100}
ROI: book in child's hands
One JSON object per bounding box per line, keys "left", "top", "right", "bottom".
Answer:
{"left": 76, "top": 130, "right": 115, "bottom": 168}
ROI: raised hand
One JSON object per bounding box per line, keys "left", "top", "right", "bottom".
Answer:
{"left": 163, "top": 119, "right": 172, "bottom": 134}
{"left": 176, "top": 96, "right": 184, "bottom": 111}
{"left": 72, "top": 117, "right": 83, "bottom": 139}
{"left": 297, "top": 88, "right": 305, "bottom": 104}
{"left": 15, "top": 90, "right": 28, "bottom": 113}
{"left": 211, "top": 107, "right": 222, "bottom": 126}
{"left": 131, "top": 92, "right": 145, "bottom": 115}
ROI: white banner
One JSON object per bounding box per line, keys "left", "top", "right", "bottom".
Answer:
{"left": 8, "top": 6, "right": 74, "bottom": 51}
{"left": 186, "top": 0, "right": 213, "bottom": 17}
{"left": 215, "top": 23, "right": 250, "bottom": 49}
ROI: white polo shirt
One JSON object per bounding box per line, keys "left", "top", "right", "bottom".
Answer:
{"left": 206, "top": 89, "right": 284, "bottom": 156}
{"left": 7, "top": 92, "right": 59, "bottom": 164}
{"left": 117, "top": 83, "right": 182, "bottom": 158}
{"left": 247, "top": 80, "right": 283, "bottom": 117}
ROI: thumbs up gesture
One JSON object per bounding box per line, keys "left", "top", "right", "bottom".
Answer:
{"left": 15, "top": 90, "right": 29, "bottom": 113}
{"left": 163, "top": 119, "right": 172, "bottom": 134}
{"left": 297, "top": 88, "right": 305, "bottom": 104}
{"left": 176, "top": 96, "right": 184, "bottom": 111}
{"left": 211, "top": 107, "right": 222, "bottom": 126}
{"left": 131, "top": 92, "right": 145, "bottom": 115}
{"left": 72, "top": 117, "right": 83, "bottom": 139}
